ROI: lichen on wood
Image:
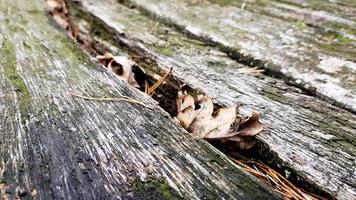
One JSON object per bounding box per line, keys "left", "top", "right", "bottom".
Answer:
{"left": 70, "top": 0, "right": 356, "bottom": 199}
{"left": 0, "top": 0, "right": 280, "bottom": 199}
{"left": 129, "top": 0, "right": 356, "bottom": 113}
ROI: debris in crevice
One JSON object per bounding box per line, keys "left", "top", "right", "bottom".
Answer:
{"left": 97, "top": 52, "right": 140, "bottom": 88}
{"left": 117, "top": 0, "right": 356, "bottom": 115}
{"left": 176, "top": 91, "right": 263, "bottom": 149}
{"left": 228, "top": 153, "right": 329, "bottom": 200}
{"left": 146, "top": 67, "right": 172, "bottom": 96}
{"left": 45, "top": 0, "right": 168, "bottom": 93}
{"left": 45, "top": 1, "right": 331, "bottom": 199}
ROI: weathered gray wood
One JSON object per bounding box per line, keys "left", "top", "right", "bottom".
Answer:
{"left": 127, "top": 0, "right": 356, "bottom": 113}
{"left": 0, "top": 0, "right": 280, "bottom": 199}
{"left": 206, "top": 0, "right": 356, "bottom": 40}
{"left": 70, "top": 0, "right": 356, "bottom": 199}
{"left": 272, "top": 0, "right": 356, "bottom": 21}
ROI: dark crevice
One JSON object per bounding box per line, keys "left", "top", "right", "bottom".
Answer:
{"left": 50, "top": 1, "right": 333, "bottom": 199}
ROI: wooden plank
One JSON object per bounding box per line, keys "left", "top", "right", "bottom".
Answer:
{"left": 128, "top": 0, "right": 356, "bottom": 113}
{"left": 0, "top": 0, "right": 279, "bottom": 199}
{"left": 70, "top": 0, "right": 356, "bottom": 199}
{"left": 273, "top": 0, "right": 356, "bottom": 19}
{"left": 207, "top": 0, "right": 356, "bottom": 40}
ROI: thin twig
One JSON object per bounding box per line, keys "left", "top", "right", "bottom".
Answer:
{"left": 147, "top": 67, "right": 173, "bottom": 95}
{"left": 70, "top": 93, "right": 151, "bottom": 108}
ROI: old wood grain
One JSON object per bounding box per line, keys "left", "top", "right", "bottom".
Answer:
{"left": 128, "top": 0, "right": 356, "bottom": 113}
{"left": 71, "top": 0, "right": 356, "bottom": 199}
{"left": 197, "top": 0, "right": 356, "bottom": 40}
{"left": 0, "top": 0, "right": 279, "bottom": 199}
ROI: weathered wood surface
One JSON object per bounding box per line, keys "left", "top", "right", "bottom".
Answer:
{"left": 128, "top": 0, "right": 356, "bottom": 113}
{"left": 0, "top": 0, "right": 280, "bottom": 199}
{"left": 71, "top": 0, "right": 356, "bottom": 199}
{"left": 195, "top": 0, "right": 356, "bottom": 40}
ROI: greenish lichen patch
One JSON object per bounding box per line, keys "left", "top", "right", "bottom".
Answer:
{"left": 205, "top": 0, "right": 240, "bottom": 7}
{"left": 1, "top": 39, "right": 32, "bottom": 118}
{"left": 155, "top": 44, "right": 175, "bottom": 56}
{"left": 133, "top": 177, "right": 183, "bottom": 200}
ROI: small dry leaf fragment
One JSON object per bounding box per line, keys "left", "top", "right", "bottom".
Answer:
{"left": 52, "top": 14, "right": 69, "bottom": 29}
{"left": 189, "top": 96, "right": 236, "bottom": 139}
{"left": 31, "top": 189, "right": 37, "bottom": 197}
{"left": 225, "top": 111, "right": 263, "bottom": 149}
{"left": 46, "top": 0, "right": 61, "bottom": 12}
{"left": 97, "top": 52, "right": 114, "bottom": 65}
{"left": 176, "top": 92, "right": 197, "bottom": 129}
{"left": 176, "top": 91, "right": 263, "bottom": 149}
{"left": 176, "top": 93, "right": 237, "bottom": 138}
{"left": 46, "top": 0, "right": 70, "bottom": 29}
{"left": 232, "top": 110, "right": 263, "bottom": 137}
{"left": 96, "top": 53, "right": 140, "bottom": 88}
{"left": 233, "top": 138, "right": 257, "bottom": 150}
{"left": 177, "top": 91, "right": 195, "bottom": 112}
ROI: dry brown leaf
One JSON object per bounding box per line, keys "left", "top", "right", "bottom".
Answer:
{"left": 111, "top": 56, "right": 139, "bottom": 88}
{"left": 176, "top": 92, "right": 197, "bottom": 129}
{"left": 176, "top": 92, "right": 263, "bottom": 149}
{"left": 226, "top": 111, "right": 263, "bottom": 149}
{"left": 176, "top": 93, "right": 237, "bottom": 138}
{"left": 232, "top": 110, "right": 263, "bottom": 137}
{"left": 97, "top": 52, "right": 114, "bottom": 65}
{"left": 46, "top": 0, "right": 61, "bottom": 12}
{"left": 196, "top": 104, "right": 237, "bottom": 139}
{"left": 46, "top": 0, "right": 70, "bottom": 29}
{"left": 31, "top": 189, "right": 38, "bottom": 197}
{"left": 177, "top": 91, "right": 195, "bottom": 112}
{"left": 96, "top": 53, "right": 140, "bottom": 88}
{"left": 52, "top": 14, "right": 69, "bottom": 29}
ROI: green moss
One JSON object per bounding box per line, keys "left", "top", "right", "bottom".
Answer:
{"left": 263, "top": 87, "right": 291, "bottom": 105}
{"left": 1, "top": 40, "right": 32, "bottom": 119}
{"left": 157, "top": 44, "right": 175, "bottom": 56}
{"left": 205, "top": 0, "right": 240, "bottom": 7}
{"left": 133, "top": 177, "right": 183, "bottom": 200}
{"left": 323, "top": 30, "right": 353, "bottom": 44}
{"left": 295, "top": 20, "right": 306, "bottom": 28}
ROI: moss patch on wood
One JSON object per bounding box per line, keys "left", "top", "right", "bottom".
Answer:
{"left": 133, "top": 177, "right": 183, "bottom": 200}
{"left": 1, "top": 39, "right": 32, "bottom": 120}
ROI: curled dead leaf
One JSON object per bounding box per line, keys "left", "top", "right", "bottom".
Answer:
{"left": 176, "top": 91, "right": 197, "bottom": 129}
{"left": 225, "top": 111, "right": 263, "bottom": 149}
{"left": 52, "top": 14, "right": 69, "bottom": 29}
{"left": 231, "top": 110, "right": 263, "bottom": 137}
{"left": 96, "top": 53, "right": 140, "bottom": 88}
{"left": 176, "top": 91, "right": 263, "bottom": 149}
{"left": 46, "top": 0, "right": 62, "bottom": 12}
{"left": 190, "top": 96, "right": 236, "bottom": 139}
{"left": 97, "top": 52, "right": 114, "bottom": 65}
{"left": 31, "top": 189, "right": 38, "bottom": 197}
{"left": 46, "top": 0, "right": 70, "bottom": 29}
